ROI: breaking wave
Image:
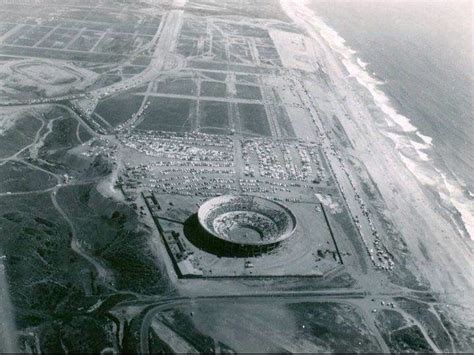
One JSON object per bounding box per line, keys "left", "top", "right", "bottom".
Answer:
{"left": 299, "top": 0, "right": 473, "bottom": 239}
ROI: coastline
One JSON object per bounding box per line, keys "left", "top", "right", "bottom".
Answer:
{"left": 284, "top": 0, "right": 474, "bottom": 241}
{"left": 279, "top": 0, "right": 474, "bottom": 309}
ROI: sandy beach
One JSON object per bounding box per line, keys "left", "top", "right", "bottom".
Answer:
{"left": 280, "top": 0, "right": 474, "bottom": 320}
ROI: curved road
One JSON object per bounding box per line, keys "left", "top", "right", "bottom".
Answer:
{"left": 50, "top": 187, "right": 114, "bottom": 286}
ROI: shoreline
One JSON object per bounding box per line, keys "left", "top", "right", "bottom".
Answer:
{"left": 280, "top": 0, "right": 474, "bottom": 309}
{"left": 284, "top": 0, "right": 474, "bottom": 241}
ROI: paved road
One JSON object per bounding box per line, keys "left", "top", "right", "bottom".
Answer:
{"left": 138, "top": 290, "right": 369, "bottom": 353}
{"left": 50, "top": 187, "right": 114, "bottom": 286}
{"left": 134, "top": 283, "right": 454, "bottom": 354}
{"left": 291, "top": 78, "right": 391, "bottom": 270}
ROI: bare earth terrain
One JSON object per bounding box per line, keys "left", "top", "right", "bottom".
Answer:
{"left": 0, "top": 0, "right": 472, "bottom": 353}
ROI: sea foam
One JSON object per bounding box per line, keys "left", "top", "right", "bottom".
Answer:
{"left": 296, "top": 0, "right": 473, "bottom": 239}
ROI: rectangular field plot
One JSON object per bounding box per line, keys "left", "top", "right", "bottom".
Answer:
{"left": 155, "top": 76, "right": 197, "bottom": 96}
{"left": 238, "top": 103, "right": 271, "bottom": 136}
{"left": 2, "top": 23, "right": 24, "bottom": 38}
{"left": 236, "top": 74, "right": 259, "bottom": 85}
{"left": 37, "top": 28, "right": 79, "bottom": 49}
{"left": 93, "top": 33, "right": 152, "bottom": 55}
{"left": 136, "top": 26, "right": 159, "bottom": 36}
{"left": 199, "top": 71, "right": 227, "bottom": 82}
{"left": 274, "top": 104, "right": 296, "bottom": 137}
{"left": 12, "top": 37, "right": 37, "bottom": 47}
{"left": 3, "top": 25, "right": 33, "bottom": 45}
{"left": 211, "top": 40, "right": 228, "bottom": 61}
{"left": 214, "top": 22, "right": 270, "bottom": 38}
{"left": 199, "top": 101, "right": 230, "bottom": 133}
{"left": 235, "top": 84, "right": 262, "bottom": 100}
{"left": 257, "top": 45, "right": 282, "bottom": 66}
{"left": 16, "top": 25, "right": 51, "bottom": 44}
{"left": 94, "top": 93, "right": 143, "bottom": 127}
{"left": 136, "top": 97, "right": 196, "bottom": 133}
{"left": 67, "top": 30, "right": 102, "bottom": 51}
{"left": 187, "top": 60, "right": 228, "bottom": 71}
{"left": 176, "top": 38, "right": 199, "bottom": 58}
{"left": 229, "top": 43, "right": 254, "bottom": 64}
{"left": 200, "top": 81, "right": 227, "bottom": 98}
{"left": 122, "top": 65, "right": 147, "bottom": 75}
{"left": 76, "top": 23, "right": 109, "bottom": 32}
{"left": 93, "top": 33, "right": 133, "bottom": 53}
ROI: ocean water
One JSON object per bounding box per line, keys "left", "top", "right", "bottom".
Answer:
{"left": 306, "top": 0, "right": 473, "bottom": 238}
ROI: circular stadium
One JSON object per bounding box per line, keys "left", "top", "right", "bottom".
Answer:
{"left": 197, "top": 195, "right": 296, "bottom": 253}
